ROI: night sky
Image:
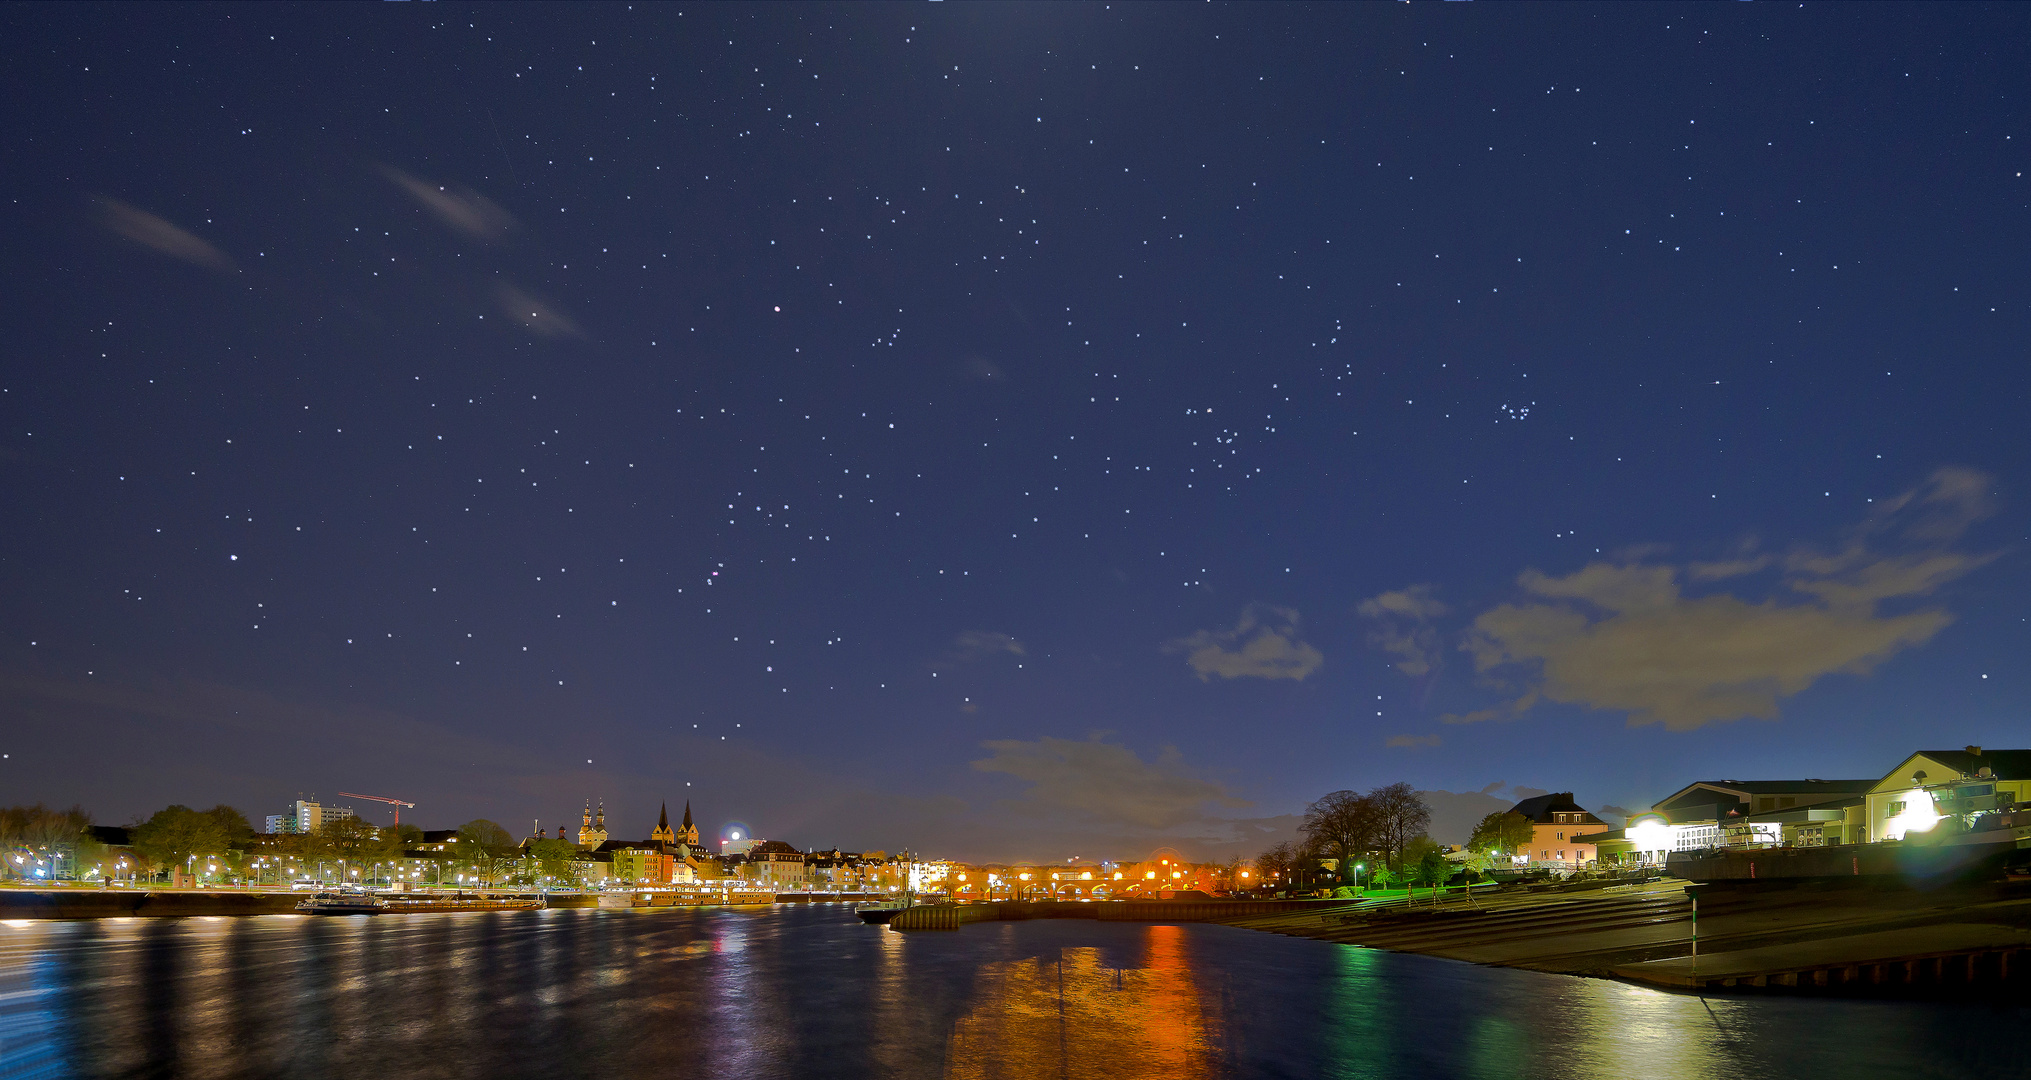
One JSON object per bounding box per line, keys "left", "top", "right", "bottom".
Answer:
{"left": 4, "top": 3, "right": 2026, "bottom": 863}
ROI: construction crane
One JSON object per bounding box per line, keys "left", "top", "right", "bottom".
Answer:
{"left": 339, "top": 792, "right": 416, "bottom": 827}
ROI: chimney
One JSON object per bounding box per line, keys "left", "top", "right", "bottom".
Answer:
{"left": 1966, "top": 745, "right": 1983, "bottom": 755}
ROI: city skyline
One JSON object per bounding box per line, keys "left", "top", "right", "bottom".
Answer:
{"left": 3, "top": 3, "right": 2027, "bottom": 864}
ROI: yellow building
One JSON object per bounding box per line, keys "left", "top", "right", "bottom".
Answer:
{"left": 1863, "top": 748, "right": 2031, "bottom": 842}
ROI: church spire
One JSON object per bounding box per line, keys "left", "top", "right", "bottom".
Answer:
{"left": 677, "top": 800, "right": 699, "bottom": 847}
{"left": 651, "top": 802, "right": 676, "bottom": 846}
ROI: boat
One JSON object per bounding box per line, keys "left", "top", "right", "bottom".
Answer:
{"left": 381, "top": 895, "right": 542, "bottom": 913}
{"left": 294, "top": 892, "right": 388, "bottom": 915}
{"left": 855, "top": 897, "right": 913, "bottom": 924}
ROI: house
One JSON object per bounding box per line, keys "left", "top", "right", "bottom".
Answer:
{"left": 741, "top": 840, "right": 807, "bottom": 887}
{"left": 1507, "top": 793, "right": 1607, "bottom": 869}
{"left": 1863, "top": 747, "right": 2031, "bottom": 842}
{"left": 608, "top": 846, "right": 674, "bottom": 884}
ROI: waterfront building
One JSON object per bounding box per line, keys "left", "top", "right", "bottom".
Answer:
{"left": 611, "top": 847, "right": 677, "bottom": 884}
{"left": 1864, "top": 747, "right": 2031, "bottom": 842}
{"left": 1651, "top": 778, "right": 1875, "bottom": 827}
{"left": 1598, "top": 777, "right": 1878, "bottom": 863}
{"left": 1505, "top": 793, "right": 1606, "bottom": 869}
{"left": 742, "top": 840, "right": 807, "bottom": 887}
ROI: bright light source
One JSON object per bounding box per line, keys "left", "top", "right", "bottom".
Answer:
{"left": 1628, "top": 815, "right": 1671, "bottom": 855}
{"left": 1886, "top": 788, "right": 1940, "bottom": 840}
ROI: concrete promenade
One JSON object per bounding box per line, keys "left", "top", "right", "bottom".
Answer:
{"left": 1218, "top": 878, "right": 2031, "bottom": 998}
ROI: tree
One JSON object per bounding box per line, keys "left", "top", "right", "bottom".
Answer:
{"left": 0, "top": 804, "right": 94, "bottom": 881}
{"left": 319, "top": 815, "right": 382, "bottom": 861}
{"left": 1368, "top": 782, "right": 1431, "bottom": 873}
{"left": 1301, "top": 790, "right": 1379, "bottom": 883}
{"left": 1413, "top": 844, "right": 1452, "bottom": 887}
{"left": 1255, "top": 841, "right": 1297, "bottom": 893}
{"left": 130, "top": 806, "right": 233, "bottom": 881}
{"left": 204, "top": 806, "right": 255, "bottom": 849}
{"left": 1468, "top": 811, "right": 1535, "bottom": 864}
{"left": 455, "top": 819, "right": 514, "bottom": 886}
{"left": 527, "top": 838, "right": 577, "bottom": 885}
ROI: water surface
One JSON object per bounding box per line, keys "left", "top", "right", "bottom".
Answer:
{"left": 1, "top": 906, "right": 2019, "bottom": 1079}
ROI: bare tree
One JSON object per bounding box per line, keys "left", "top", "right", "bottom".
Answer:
{"left": 0, "top": 804, "right": 94, "bottom": 881}
{"left": 1255, "top": 841, "right": 1297, "bottom": 892}
{"left": 1368, "top": 782, "right": 1432, "bottom": 873}
{"left": 456, "top": 819, "right": 515, "bottom": 887}
{"left": 1301, "top": 790, "right": 1380, "bottom": 881}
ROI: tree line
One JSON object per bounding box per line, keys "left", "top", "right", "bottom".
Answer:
{"left": 1256, "top": 782, "right": 1451, "bottom": 893}
{"left": 0, "top": 802, "right": 528, "bottom": 886}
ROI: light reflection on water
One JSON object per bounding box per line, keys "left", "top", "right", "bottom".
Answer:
{"left": 0, "top": 906, "right": 2021, "bottom": 1079}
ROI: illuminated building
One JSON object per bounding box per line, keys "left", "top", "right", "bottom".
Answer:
{"left": 1503, "top": 793, "right": 1606, "bottom": 869}
{"left": 1864, "top": 748, "right": 2031, "bottom": 842}
{"left": 575, "top": 800, "right": 609, "bottom": 848}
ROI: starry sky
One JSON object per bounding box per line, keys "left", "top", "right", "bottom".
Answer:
{"left": 3, "top": 3, "right": 2027, "bottom": 862}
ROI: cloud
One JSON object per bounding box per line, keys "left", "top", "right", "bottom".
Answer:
{"left": 1359, "top": 585, "right": 1448, "bottom": 676}
{"left": 97, "top": 198, "right": 235, "bottom": 271}
{"left": 953, "top": 631, "right": 1025, "bottom": 660}
{"left": 381, "top": 165, "right": 517, "bottom": 241}
{"left": 1165, "top": 605, "right": 1323, "bottom": 681}
{"left": 1384, "top": 734, "right": 1441, "bottom": 749}
{"left": 1465, "top": 468, "right": 1994, "bottom": 730}
{"left": 970, "top": 734, "right": 1246, "bottom": 829}
{"left": 1417, "top": 787, "right": 1522, "bottom": 846}
{"left": 495, "top": 282, "right": 584, "bottom": 339}
{"left": 1438, "top": 692, "right": 1537, "bottom": 726}
{"left": 1597, "top": 805, "right": 1632, "bottom": 827}
{"left": 1688, "top": 555, "right": 1774, "bottom": 581}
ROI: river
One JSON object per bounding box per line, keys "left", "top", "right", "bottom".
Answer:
{"left": 0, "top": 905, "right": 2019, "bottom": 1078}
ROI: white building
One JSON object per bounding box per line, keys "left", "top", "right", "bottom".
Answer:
{"left": 265, "top": 798, "right": 353, "bottom": 835}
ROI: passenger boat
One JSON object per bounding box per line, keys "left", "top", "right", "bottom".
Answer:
{"left": 381, "top": 895, "right": 543, "bottom": 913}
{"left": 294, "top": 892, "right": 388, "bottom": 915}
{"left": 855, "top": 897, "right": 913, "bottom": 924}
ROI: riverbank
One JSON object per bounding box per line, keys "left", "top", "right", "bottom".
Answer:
{"left": 1218, "top": 877, "right": 2031, "bottom": 999}
{"left": 0, "top": 886, "right": 889, "bottom": 918}
{"left": 0, "top": 887, "right": 603, "bottom": 917}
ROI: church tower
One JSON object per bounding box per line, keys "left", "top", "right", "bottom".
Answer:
{"left": 578, "top": 800, "right": 608, "bottom": 847}
{"left": 679, "top": 801, "right": 700, "bottom": 847}
{"left": 651, "top": 802, "right": 676, "bottom": 846}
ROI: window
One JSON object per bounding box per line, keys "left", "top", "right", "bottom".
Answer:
{"left": 1780, "top": 797, "right": 1795, "bottom": 808}
{"left": 1556, "top": 831, "right": 1564, "bottom": 840}
{"left": 1759, "top": 798, "right": 1775, "bottom": 811}
{"left": 1889, "top": 801, "right": 1907, "bottom": 815}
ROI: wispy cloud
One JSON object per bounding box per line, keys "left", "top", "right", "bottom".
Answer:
{"left": 971, "top": 734, "right": 1246, "bottom": 829}
{"left": 1165, "top": 605, "right": 1323, "bottom": 681}
{"left": 1358, "top": 585, "right": 1448, "bottom": 677}
{"left": 495, "top": 282, "right": 584, "bottom": 339}
{"left": 381, "top": 165, "right": 518, "bottom": 241}
{"left": 1465, "top": 468, "right": 1995, "bottom": 730}
{"left": 953, "top": 630, "right": 1025, "bottom": 660}
{"left": 97, "top": 198, "right": 235, "bottom": 272}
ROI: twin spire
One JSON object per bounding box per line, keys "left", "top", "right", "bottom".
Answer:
{"left": 567, "top": 797, "right": 694, "bottom": 848}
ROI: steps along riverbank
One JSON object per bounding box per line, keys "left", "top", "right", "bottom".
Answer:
{"left": 885, "top": 897, "right": 1359, "bottom": 931}
{"left": 1220, "top": 877, "right": 2031, "bottom": 1000}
